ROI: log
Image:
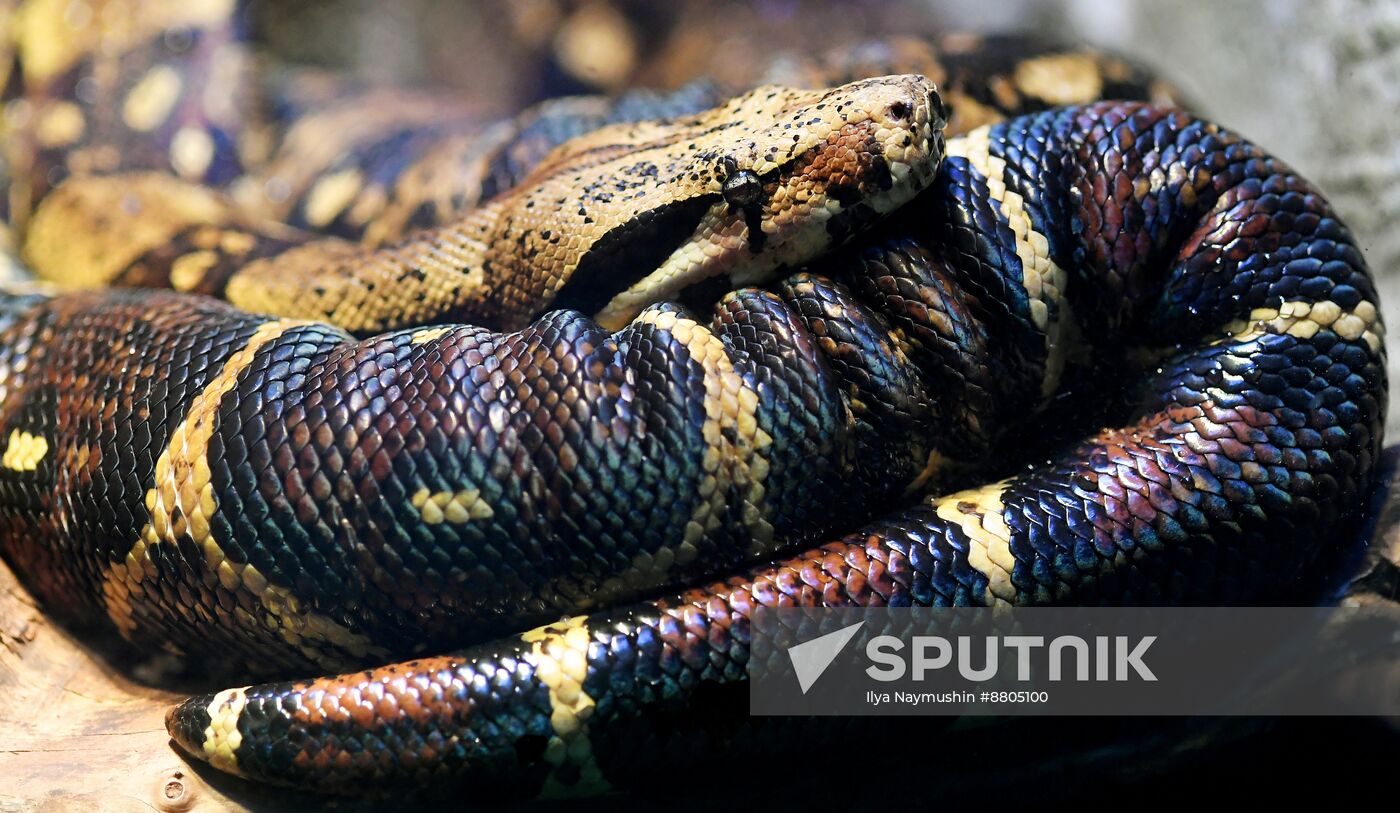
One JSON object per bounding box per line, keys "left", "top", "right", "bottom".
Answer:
{"left": 0, "top": 561, "right": 373, "bottom": 811}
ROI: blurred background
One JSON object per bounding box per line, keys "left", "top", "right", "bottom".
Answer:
{"left": 256, "top": 0, "right": 1400, "bottom": 433}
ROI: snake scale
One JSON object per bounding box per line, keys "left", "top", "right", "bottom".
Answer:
{"left": 0, "top": 0, "right": 1387, "bottom": 800}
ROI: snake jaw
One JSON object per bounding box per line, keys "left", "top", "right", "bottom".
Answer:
{"left": 590, "top": 74, "right": 946, "bottom": 329}
{"left": 717, "top": 75, "right": 947, "bottom": 291}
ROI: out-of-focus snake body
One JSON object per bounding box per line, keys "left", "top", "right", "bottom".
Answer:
{"left": 0, "top": 0, "right": 1386, "bottom": 799}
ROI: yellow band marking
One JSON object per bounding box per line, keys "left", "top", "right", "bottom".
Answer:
{"left": 170, "top": 250, "right": 219, "bottom": 292}
{"left": 201, "top": 686, "right": 249, "bottom": 776}
{"left": 142, "top": 321, "right": 294, "bottom": 550}
{"left": 218, "top": 230, "right": 257, "bottom": 255}
{"left": 521, "top": 617, "right": 609, "bottom": 798}
{"left": 931, "top": 481, "right": 1016, "bottom": 606}
{"left": 1220, "top": 298, "right": 1384, "bottom": 355}
{"left": 302, "top": 169, "right": 364, "bottom": 229}
{"left": 410, "top": 487, "right": 494, "bottom": 524}
{"left": 105, "top": 320, "right": 382, "bottom": 662}
{"left": 947, "top": 127, "right": 1072, "bottom": 395}
{"left": 171, "top": 125, "right": 216, "bottom": 179}
{"left": 24, "top": 173, "right": 232, "bottom": 289}
{"left": 122, "top": 64, "right": 183, "bottom": 132}
{"left": 409, "top": 326, "right": 453, "bottom": 345}
{"left": 2, "top": 429, "right": 48, "bottom": 471}
{"left": 35, "top": 101, "right": 85, "bottom": 148}
{"left": 634, "top": 308, "right": 773, "bottom": 559}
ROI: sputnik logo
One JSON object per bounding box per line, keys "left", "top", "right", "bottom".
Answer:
{"left": 787, "top": 621, "right": 865, "bottom": 693}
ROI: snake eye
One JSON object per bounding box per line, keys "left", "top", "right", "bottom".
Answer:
{"left": 722, "top": 169, "right": 763, "bottom": 208}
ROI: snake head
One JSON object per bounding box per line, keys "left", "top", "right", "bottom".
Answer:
{"left": 541, "top": 75, "right": 946, "bottom": 330}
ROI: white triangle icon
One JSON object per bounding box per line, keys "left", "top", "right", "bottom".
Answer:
{"left": 788, "top": 620, "right": 865, "bottom": 694}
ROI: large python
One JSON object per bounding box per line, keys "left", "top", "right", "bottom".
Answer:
{"left": 0, "top": 1, "right": 1387, "bottom": 800}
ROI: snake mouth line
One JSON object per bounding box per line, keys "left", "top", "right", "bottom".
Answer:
{"left": 590, "top": 75, "right": 947, "bottom": 330}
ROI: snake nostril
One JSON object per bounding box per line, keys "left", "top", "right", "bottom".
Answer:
{"left": 888, "top": 100, "right": 911, "bottom": 121}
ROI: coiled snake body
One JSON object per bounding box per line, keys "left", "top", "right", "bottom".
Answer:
{"left": 0, "top": 2, "right": 1387, "bottom": 799}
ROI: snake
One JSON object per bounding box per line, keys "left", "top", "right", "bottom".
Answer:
{"left": 0, "top": 0, "right": 1387, "bottom": 801}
